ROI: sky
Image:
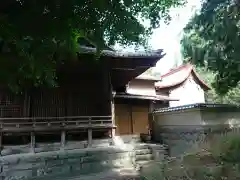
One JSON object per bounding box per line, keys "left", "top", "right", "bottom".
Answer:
{"left": 151, "top": 0, "right": 202, "bottom": 74}
{"left": 114, "top": 0, "right": 202, "bottom": 74}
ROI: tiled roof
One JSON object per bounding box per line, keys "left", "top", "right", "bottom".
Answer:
{"left": 152, "top": 103, "right": 240, "bottom": 113}
{"left": 155, "top": 63, "right": 210, "bottom": 90}
{"left": 79, "top": 46, "right": 165, "bottom": 59}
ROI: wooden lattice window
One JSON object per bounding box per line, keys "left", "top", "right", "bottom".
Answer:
{"left": 31, "top": 89, "right": 66, "bottom": 117}
{"left": 0, "top": 91, "right": 24, "bottom": 118}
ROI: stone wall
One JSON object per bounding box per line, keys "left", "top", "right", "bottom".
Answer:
{"left": 151, "top": 104, "right": 240, "bottom": 156}
{"left": 153, "top": 125, "right": 233, "bottom": 156}
{"left": 0, "top": 147, "right": 135, "bottom": 180}
{"left": 1, "top": 139, "right": 112, "bottom": 156}
{"left": 0, "top": 137, "right": 167, "bottom": 180}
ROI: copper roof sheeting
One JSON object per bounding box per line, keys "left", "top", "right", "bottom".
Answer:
{"left": 155, "top": 63, "right": 210, "bottom": 90}
{"left": 136, "top": 74, "right": 161, "bottom": 81}
{"left": 153, "top": 103, "right": 240, "bottom": 113}
{"left": 114, "top": 93, "right": 178, "bottom": 101}
{"left": 78, "top": 46, "right": 166, "bottom": 89}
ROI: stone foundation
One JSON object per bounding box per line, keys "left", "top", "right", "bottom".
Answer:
{"left": 0, "top": 147, "right": 135, "bottom": 180}
{"left": 1, "top": 139, "right": 113, "bottom": 156}
{"left": 0, "top": 136, "right": 167, "bottom": 180}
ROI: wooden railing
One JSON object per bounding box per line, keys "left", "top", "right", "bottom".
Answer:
{"left": 0, "top": 116, "right": 114, "bottom": 132}
{"left": 0, "top": 116, "right": 115, "bottom": 152}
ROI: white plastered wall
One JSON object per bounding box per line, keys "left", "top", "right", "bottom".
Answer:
{"left": 169, "top": 75, "right": 205, "bottom": 107}
{"left": 126, "top": 79, "right": 156, "bottom": 96}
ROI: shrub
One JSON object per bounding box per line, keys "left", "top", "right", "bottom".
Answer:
{"left": 209, "top": 132, "right": 240, "bottom": 164}
{"left": 140, "top": 130, "right": 240, "bottom": 180}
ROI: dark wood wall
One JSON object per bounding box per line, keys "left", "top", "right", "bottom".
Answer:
{"left": 30, "top": 89, "right": 67, "bottom": 117}
{"left": 0, "top": 91, "right": 25, "bottom": 118}
{"left": 0, "top": 60, "right": 112, "bottom": 118}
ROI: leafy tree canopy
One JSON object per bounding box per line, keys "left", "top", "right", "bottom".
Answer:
{"left": 195, "top": 66, "right": 240, "bottom": 105}
{"left": 181, "top": 0, "right": 240, "bottom": 95}
{"left": 0, "top": 0, "right": 184, "bottom": 92}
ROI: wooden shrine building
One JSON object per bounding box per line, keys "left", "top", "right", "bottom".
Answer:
{"left": 0, "top": 45, "right": 165, "bottom": 151}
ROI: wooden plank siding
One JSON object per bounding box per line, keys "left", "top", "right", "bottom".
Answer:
{"left": 132, "top": 106, "right": 149, "bottom": 134}
{"left": 0, "top": 86, "right": 113, "bottom": 134}
{"left": 0, "top": 62, "right": 114, "bottom": 152}
{"left": 31, "top": 89, "right": 66, "bottom": 117}
{"left": 0, "top": 91, "right": 25, "bottom": 118}
{"left": 115, "top": 104, "right": 132, "bottom": 135}
{"left": 114, "top": 99, "right": 150, "bottom": 135}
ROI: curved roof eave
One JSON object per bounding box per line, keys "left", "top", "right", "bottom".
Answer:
{"left": 155, "top": 63, "right": 211, "bottom": 90}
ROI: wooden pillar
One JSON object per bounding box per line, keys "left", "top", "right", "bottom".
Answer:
{"left": 88, "top": 117, "right": 92, "bottom": 147}
{"left": 30, "top": 132, "right": 35, "bottom": 153}
{"left": 61, "top": 130, "right": 66, "bottom": 149}
{"left": 87, "top": 129, "right": 92, "bottom": 147}
{"left": 0, "top": 132, "right": 2, "bottom": 156}
{"left": 111, "top": 95, "right": 116, "bottom": 137}
{"left": 109, "top": 61, "right": 116, "bottom": 137}
{"left": 130, "top": 103, "right": 134, "bottom": 134}
{"left": 148, "top": 101, "right": 154, "bottom": 135}
{"left": 149, "top": 101, "right": 155, "bottom": 112}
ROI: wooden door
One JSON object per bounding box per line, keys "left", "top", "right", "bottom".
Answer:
{"left": 132, "top": 106, "right": 149, "bottom": 134}
{"left": 115, "top": 104, "right": 131, "bottom": 135}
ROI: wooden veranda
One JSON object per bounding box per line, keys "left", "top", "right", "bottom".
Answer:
{"left": 0, "top": 115, "right": 113, "bottom": 152}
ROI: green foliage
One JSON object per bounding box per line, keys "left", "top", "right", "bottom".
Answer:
{"left": 0, "top": 0, "right": 184, "bottom": 92}
{"left": 210, "top": 133, "right": 240, "bottom": 164}
{"left": 181, "top": 0, "right": 240, "bottom": 94}
{"left": 195, "top": 66, "right": 240, "bottom": 105}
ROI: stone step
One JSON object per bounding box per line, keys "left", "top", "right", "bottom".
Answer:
{"left": 135, "top": 154, "right": 154, "bottom": 162}
{"left": 118, "top": 135, "right": 141, "bottom": 144}
{"left": 133, "top": 143, "right": 150, "bottom": 150}
{"left": 133, "top": 143, "right": 167, "bottom": 162}
{"left": 135, "top": 149, "right": 152, "bottom": 155}
{"left": 135, "top": 160, "right": 155, "bottom": 167}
